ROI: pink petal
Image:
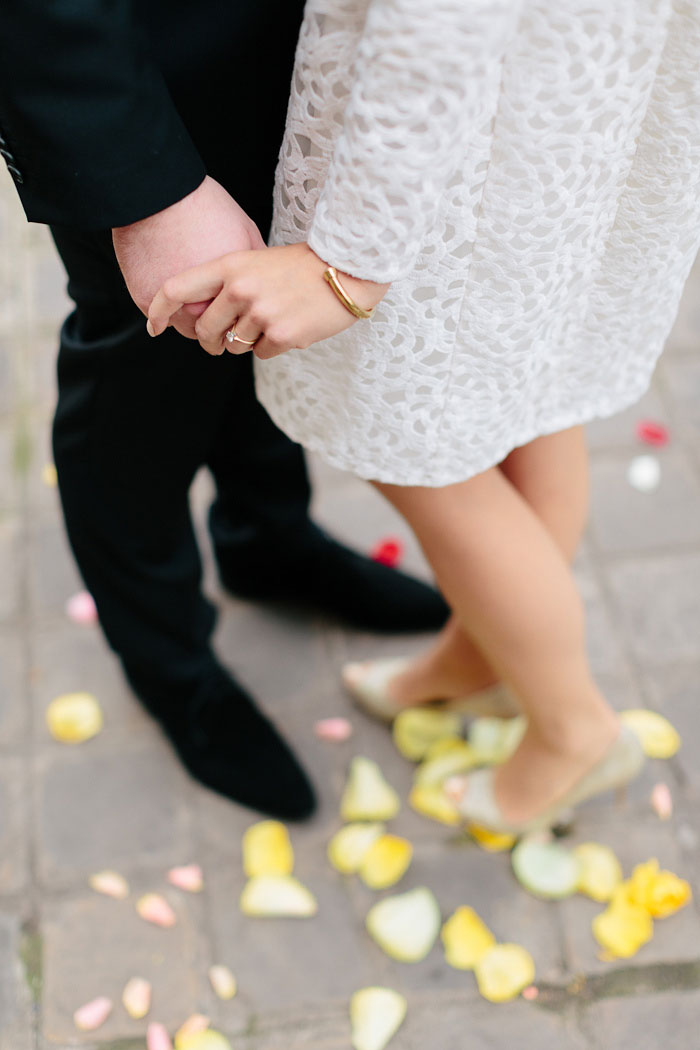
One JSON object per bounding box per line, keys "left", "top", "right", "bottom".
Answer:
{"left": 136, "top": 893, "right": 177, "bottom": 927}
{"left": 175, "top": 1015, "right": 210, "bottom": 1042}
{"left": 65, "top": 589, "right": 98, "bottom": 625}
{"left": 521, "top": 985, "right": 539, "bottom": 1001}
{"left": 651, "top": 782, "right": 673, "bottom": 820}
{"left": 147, "top": 1023, "right": 174, "bottom": 1050}
{"left": 370, "top": 536, "right": 404, "bottom": 568}
{"left": 167, "top": 864, "right": 204, "bottom": 892}
{"left": 73, "top": 996, "right": 113, "bottom": 1031}
{"left": 314, "top": 717, "right": 353, "bottom": 742}
{"left": 635, "top": 420, "right": 670, "bottom": 447}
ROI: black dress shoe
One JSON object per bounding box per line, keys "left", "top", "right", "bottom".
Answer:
{"left": 215, "top": 522, "right": 450, "bottom": 633}
{"left": 126, "top": 664, "right": 316, "bottom": 821}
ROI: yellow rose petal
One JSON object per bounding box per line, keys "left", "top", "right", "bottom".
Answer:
{"left": 413, "top": 743, "right": 480, "bottom": 788}
{"left": 441, "top": 906, "right": 495, "bottom": 970}
{"left": 469, "top": 824, "right": 517, "bottom": 853}
{"left": 620, "top": 709, "right": 680, "bottom": 759}
{"left": 392, "top": 708, "right": 463, "bottom": 762}
{"left": 474, "top": 944, "right": 536, "bottom": 1003}
{"left": 573, "top": 843, "right": 623, "bottom": 903}
{"left": 177, "top": 1032, "right": 232, "bottom": 1050}
{"left": 350, "top": 987, "right": 407, "bottom": 1050}
{"left": 41, "top": 462, "right": 58, "bottom": 487}
{"left": 242, "top": 820, "right": 294, "bottom": 877}
{"left": 328, "top": 823, "right": 385, "bottom": 874}
{"left": 592, "top": 896, "right": 654, "bottom": 959}
{"left": 174, "top": 1015, "right": 209, "bottom": 1048}
{"left": 208, "top": 965, "right": 237, "bottom": 1000}
{"left": 511, "top": 836, "right": 580, "bottom": 899}
{"left": 409, "top": 784, "right": 461, "bottom": 826}
{"left": 340, "top": 757, "right": 401, "bottom": 822}
{"left": 359, "top": 835, "right": 413, "bottom": 890}
{"left": 423, "top": 736, "right": 467, "bottom": 760}
{"left": 626, "top": 858, "right": 692, "bottom": 918}
{"left": 366, "top": 887, "right": 441, "bottom": 962}
{"left": 46, "top": 692, "right": 103, "bottom": 743}
{"left": 239, "top": 875, "right": 317, "bottom": 917}
{"left": 468, "top": 716, "right": 526, "bottom": 766}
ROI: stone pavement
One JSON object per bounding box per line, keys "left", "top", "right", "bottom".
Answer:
{"left": 1, "top": 164, "right": 700, "bottom": 1050}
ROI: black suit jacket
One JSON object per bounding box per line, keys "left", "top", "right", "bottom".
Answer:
{"left": 0, "top": 0, "right": 305, "bottom": 231}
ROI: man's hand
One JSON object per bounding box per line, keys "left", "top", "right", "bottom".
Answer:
{"left": 112, "top": 175, "right": 265, "bottom": 339}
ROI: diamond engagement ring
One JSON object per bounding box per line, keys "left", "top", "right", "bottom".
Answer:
{"left": 225, "top": 323, "right": 258, "bottom": 347}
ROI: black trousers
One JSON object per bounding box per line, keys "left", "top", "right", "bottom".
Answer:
{"left": 49, "top": 0, "right": 312, "bottom": 690}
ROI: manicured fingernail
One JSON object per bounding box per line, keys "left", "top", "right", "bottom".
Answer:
{"left": 146, "top": 319, "right": 155, "bottom": 337}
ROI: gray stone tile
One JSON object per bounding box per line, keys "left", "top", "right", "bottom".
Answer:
{"left": 664, "top": 258, "right": 700, "bottom": 355}
{"left": 585, "top": 386, "right": 668, "bottom": 452}
{"left": 0, "top": 758, "right": 29, "bottom": 894}
{"left": 0, "top": 421, "right": 21, "bottom": 511}
{"left": 0, "top": 339, "right": 14, "bottom": 417}
{"left": 575, "top": 567, "right": 628, "bottom": 677}
{"left": 205, "top": 854, "right": 373, "bottom": 1020}
{"left": 0, "top": 628, "right": 27, "bottom": 751}
{"left": 28, "top": 520, "right": 82, "bottom": 618}
{"left": 560, "top": 814, "right": 699, "bottom": 976}
{"left": 0, "top": 911, "right": 34, "bottom": 1050}
{"left": 663, "top": 356, "right": 700, "bottom": 446}
{"left": 30, "top": 620, "right": 157, "bottom": 752}
{"left": 606, "top": 554, "right": 700, "bottom": 667}
{"left": 582, "top": 990, "right": 700, "bottom": 1050}
{"left": 0, "top": 516, "right": 21, "bottom": 624}
{"left": 588, "top": 452, "right": 700, "bottom": 554}
{"left": 34, "top": 742, "right": 194, "bottom": 888}
{"left": 41, "top": 889, "right": 207, "bottom": 1044}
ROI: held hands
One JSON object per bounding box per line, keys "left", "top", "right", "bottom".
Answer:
{"left": 146, "top": 242, "right": 390, "bottom": 359}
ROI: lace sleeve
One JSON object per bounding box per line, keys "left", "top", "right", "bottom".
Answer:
{"left": 307, "top": 0, "right": 519, "bottom": 283}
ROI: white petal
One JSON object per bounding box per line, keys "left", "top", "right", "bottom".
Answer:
{"left": 366, "top": 887, "right": 441, "bottom": 962}
{"left": 122, "top": 977, "right": 151, "bottom": 1019}
{"left": 88, "top": 870, "right": 129, "bottom": 899}
{"left": 350, "top": 987, "right": 407, "bottom": 1050}
{"left": 208, "top": 965, "right": 237, "bottom": 1000}
{"left": 340, "top": 757, "right": 400, "bottom": 821}
{"left": 240, "top": 875, "right": 318, "bottom": 917}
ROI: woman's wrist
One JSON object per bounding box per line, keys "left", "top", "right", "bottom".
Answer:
{"left": 305, "top": 244, "right": 391, "bottom": 314}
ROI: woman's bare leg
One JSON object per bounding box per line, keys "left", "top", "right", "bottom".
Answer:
{"left": 387, "top": 426, "right": 589, "bottom": 706}
{"left": 374, "top": 433, "right": 618, "bottom": 822}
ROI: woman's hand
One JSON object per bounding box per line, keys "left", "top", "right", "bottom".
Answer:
{"left": 147, "top": 242, "right": 390, "bottom": 359}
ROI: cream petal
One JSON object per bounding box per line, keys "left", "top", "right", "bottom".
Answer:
{"left": 620, "top": 709, "right": 681, "bottom": 759}
{"left": 366, "top": 887, "right": 441, "bottom": 962}
{"left": 136, "top": 893, "right": 177, "bottom": 927}
{"left": 46, "top": 692, "right": 103, "bottom": 743}
{"left": 242, "top": 821, "right": 295, "bottom": 877}
{"left": 392, "top": 708, "right": 463, "bottom": 762}
{"left": 122, "top": 977, "right": 151, "bottom": 1019}
{"left": 315, "top": 717, "right": 353, "bottom": 741}
{"left": 350, "top": 987, "right": 407, "bottom": 1050}
{"left": 468, "top": 716, "right": 526, "bottom": 765}
{"left": 167, "top": 864, "right": 204, "bottom": 892}
{"left": 41, "top": 463, "right": 58, "bottom": 487}
{"left": 511, "top": 835, "right": 580, "bottom": 899}
{"left": 88, "top": 870, "right": 130, "bottom": 899}
{"left": 340, "top": 757, "right": 401, "bottom": 822}
{"left": 573, "top": 843, "right": 623, "bottom": 903}
{"left": 239, "top": 875, "right": 318, "bottom": 917}
{"left": 474, "top": 944, "right": 536, "bottom": 1003}
{"left": 441, "top": 906, "right": 495, "bottom": 970}
{"left": 208, "top": 965, "right": 237, "bottom": 1000}
{"left": 73, "top": 996, "right": 113, "bottom": 1031}
{"left": 409, "top": 785, "right": 461, "bottom": 826}
{"left": 327, "top": 823, "right": 385, "bottom": 874}
{"left": 147, "top": 1022, "right": 174, "bottom": 1050}
{"left": 650, "top": 782, "right": 673, "bottom": 820}
{"left": 413, "top": 743, "right": 479, "bottom": 787}
{"left": 358, "top": 835, "right": 413, "bottom": 890}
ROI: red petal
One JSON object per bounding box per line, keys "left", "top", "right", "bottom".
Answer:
{"left": 370, "top": 537, "right": 404, "bottom": 568}
{"left": 635, "top": 420, "right": 669, "bottom": 447}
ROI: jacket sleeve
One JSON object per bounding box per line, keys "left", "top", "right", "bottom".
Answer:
{"left": 0, "top": 0, "right": 206, "bottom": 229}
{"left": 306, "top": 0, "right": 519, "bottom": 284}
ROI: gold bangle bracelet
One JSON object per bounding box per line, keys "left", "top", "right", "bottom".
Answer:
{"left": 323, "top": 266, "right": 376, "bottom": 320}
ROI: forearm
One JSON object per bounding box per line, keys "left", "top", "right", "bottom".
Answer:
{"left": 0, "top": 0, "right": 205, "bottom": 228}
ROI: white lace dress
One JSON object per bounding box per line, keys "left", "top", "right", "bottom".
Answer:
{"left": 255, "top": 0, "right": 700, "bottom": 486}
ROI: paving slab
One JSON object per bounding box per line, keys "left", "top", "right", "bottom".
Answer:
{"left": 41, "top": 889, "right": 207, "bottom": 1044}
{"left": 581, "top": 988, "right": 700, "bottom": 1050}
{"left": 0, "top": 758, "right": 30, "bottom": 895}
{"left": 34, "top": 741, "right": 195, "bottom": 890}
{"left": 0, "top": 627, "right": 27, "bottom": 751}
{"left": 28, "top": 519, "right": 83, "bottom": 619}
{"left": 0, "top": 515, "right": 21, "bottom": 624}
